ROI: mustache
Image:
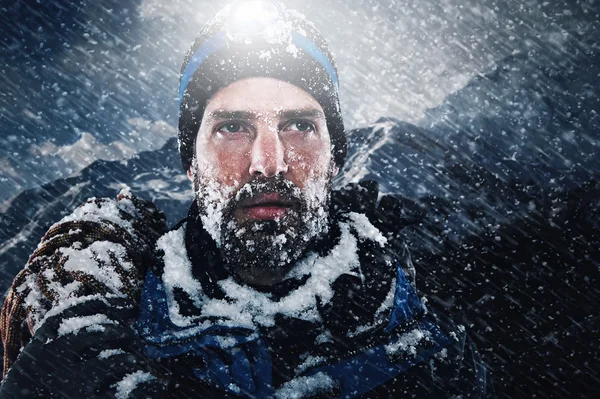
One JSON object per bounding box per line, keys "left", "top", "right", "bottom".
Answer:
{"left": 231, "top": 177, "right": 303, "bottom": 207}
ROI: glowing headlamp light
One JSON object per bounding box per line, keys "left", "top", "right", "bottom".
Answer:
{"left": 225, "top": 0, "right": 290, "bottom": 46}
{"left": 178, "top": 0, "right": 339, "bottom": 105}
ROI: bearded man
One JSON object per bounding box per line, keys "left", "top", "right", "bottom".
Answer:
{"left": 0, "top": 1, "right": 491, "bottom": 398}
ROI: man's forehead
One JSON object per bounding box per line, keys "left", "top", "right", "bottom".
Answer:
{"left": 202, "top": 77, "right": 324, "bottom": 117}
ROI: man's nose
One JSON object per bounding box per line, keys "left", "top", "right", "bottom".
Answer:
{"left": 248, "top": 129, "right": 289, "bottom": 177}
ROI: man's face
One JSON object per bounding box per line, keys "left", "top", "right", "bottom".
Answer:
{"left": 188, "top": 77, "right": 337, "bottom": 286}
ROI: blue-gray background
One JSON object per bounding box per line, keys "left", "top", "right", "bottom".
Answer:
{"left": 1, "top": 1, "right": 599, "bottom": 397}
{"left": 2, "top": 0, "right": 598, "bottom": 203}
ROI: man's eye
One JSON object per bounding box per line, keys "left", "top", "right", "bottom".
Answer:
{"left": 286, "top": 121, "right": 315, "bottom": 132}
{"left": 217, "top": 122, "right": 245, "bottom": 133}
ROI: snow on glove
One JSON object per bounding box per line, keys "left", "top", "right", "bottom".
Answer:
{"left": 0, "top": 297, "right": 170, "bottom": 398}
{"left": 1, "top": 191, "right": 168, "bottom": 377}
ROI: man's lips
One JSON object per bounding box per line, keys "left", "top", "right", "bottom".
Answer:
{"left": 237, "top": 193, "right": 298, "bottom": 220}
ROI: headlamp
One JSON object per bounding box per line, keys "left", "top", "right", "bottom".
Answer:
{"left": 178, "top": 0, "right": 339, "bottom": 105}
{"left": 225, "top": 0, "right": 291, "bottom": 46}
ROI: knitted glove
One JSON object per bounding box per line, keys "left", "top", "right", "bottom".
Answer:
{"left": 1, "top": 190, "right": 168, "bottom": 377}
{"left": 0, "top": 297, "right": 170, "bottom": 398}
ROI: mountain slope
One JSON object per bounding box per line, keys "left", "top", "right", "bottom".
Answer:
{"left": 1, "top": 36, "right": 599, "bottom": 398}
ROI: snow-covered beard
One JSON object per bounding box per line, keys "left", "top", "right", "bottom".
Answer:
{"left": 192, "top": 165, "right": 333, "bottom": 285}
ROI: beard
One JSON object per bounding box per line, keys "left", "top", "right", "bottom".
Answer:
{"left": 192, "top": 170, "right": 333, "bottom": 286}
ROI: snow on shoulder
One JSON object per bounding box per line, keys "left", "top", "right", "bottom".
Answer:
{"left": 57, "top": 314, "right": 117, "bottom": 336}
{"left": 113, "top": 370, "right": 157, "bottom": 399}
{"left": 60, "top": 240, "right": 133, "bottom": 294}
{"left": 347, "top": 212, "right": 387, "bottom": 247}
{"left": 200, "top": 220, "right": 361, "bottom": 328}
{"left": 157, "top": 224, "right": 204, "bottom": 327}
{"left": 157, "top": 208, "right": 392, "bottom": 333}
{"left": 385, "top": 327, "right": 432, "bottom": 357}
{"left": 274, "top": 372, "right": 337, "bottom": 399}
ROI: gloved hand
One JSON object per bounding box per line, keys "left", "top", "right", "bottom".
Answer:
{"left": 1, "top": 190, "right": 169, "bottom": 377}
{"left": 0, "top": 298, "right": 170, "bottom": 398}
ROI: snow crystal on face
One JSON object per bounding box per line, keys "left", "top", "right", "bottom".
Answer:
{"left": 113, "top": 371, "right": 156, "bottom": 399}
{"left": 384, "top": 328, "right": 431, "bottom": 356}
{"left": 61, "top": 241, "right": 132, "bottom": 294}
{"left": 157, "top": 225, "right": 204, "bottom": 327}
{"left": 200, "top": 221, "right": 360, "bottom": 328}
{"left": 57, "top": 314, "right": 117, "bottom": 336}
{"left": 300, "top": 177, "right": 331, "bottom": 240}
{"left": 98, "top": 348, "right": 126, "bottom": 359}
{"left": 274, "top": 372, "right": 336, "bottom": 399}
{"left": 347, "top": 212, "right": 387, "bottom": 247}
{"left": 193, "top": 171, "right": 236, "bottom": 247}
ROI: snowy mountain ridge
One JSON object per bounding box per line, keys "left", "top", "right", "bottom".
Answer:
{"left": 0, "top": 38, "right": 599, "bottom": 397}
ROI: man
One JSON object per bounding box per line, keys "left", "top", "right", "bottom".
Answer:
{"left": 0, "top": 1, "right": 491, "bottom": 397}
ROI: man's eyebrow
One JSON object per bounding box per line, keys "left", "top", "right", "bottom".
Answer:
{"left": 205, "top": 109, "right": 257, "bottom": 122}
{"left": 278, "top": 108, "right": 325, "bottom": 120}
{"left": 204, "top": 108, "right": 325, "bottom": 122}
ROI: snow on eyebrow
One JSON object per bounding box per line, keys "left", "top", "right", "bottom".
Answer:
{"left": 57, "top": 314, "right": 117, "bottom": 336}
{"left": 200, "top": 221, "right": 360, "bottom": 328}
{"left": 113, "top": 371, "right": 157, "bottom": 399}
{"left": 347, "top": 212, "right": 388, "bottom": 247}
{"left": 157, "top": 225, "right": 204, "bottom": 327}
{"left": 274, "top": 372, "right": 336, "bottom": 399}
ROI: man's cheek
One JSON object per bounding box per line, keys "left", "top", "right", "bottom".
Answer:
{"left": 289, "top": 153, "right": 329, "bottom": 178}
{"left": 196, "top": 161, "right": 240, "bottom": 189}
